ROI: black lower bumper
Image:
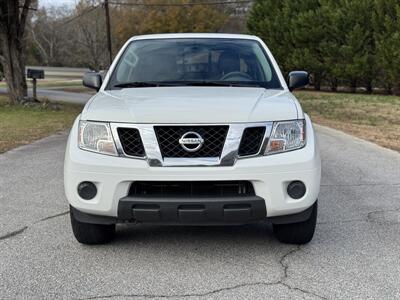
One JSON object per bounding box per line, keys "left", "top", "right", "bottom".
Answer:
{"left": 70, "top": 197, "right": 315, "bottom": 226}
{"left": 117, "top": 196, "right": 266, "bottom": 225}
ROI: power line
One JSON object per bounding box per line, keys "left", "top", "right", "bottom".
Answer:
{"left": 107, "top": 0, "right": 253, "bottom": 7}
{"left": 49, "top": 0, "right": 252, "bottom": 27}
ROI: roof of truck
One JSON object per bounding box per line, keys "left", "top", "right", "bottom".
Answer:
{"left": 129, "top": 33, "right": 261, "bottom": 41}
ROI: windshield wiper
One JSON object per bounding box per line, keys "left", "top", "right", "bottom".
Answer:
{"left": 113, "top": 81, "right": 265, "bottom": 88}
{"left": 176, "top": 81, "right": 264, "bottom": 87}
{"left": 113, "top": 82, "right": 178, "bottom": 88}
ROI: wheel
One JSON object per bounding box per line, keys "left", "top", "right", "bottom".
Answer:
{"left": 70, "top": 209, "right": 116, "bottom": 245}
{"left": 273, "top": 201, "right": 317, "bottom": 244}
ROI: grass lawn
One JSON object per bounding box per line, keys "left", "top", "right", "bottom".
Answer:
{"left": 295, "top": 91, "right": 400, "bottom": 152}
{"left": 0, "top": 96, "right": 82, "bottom": 153}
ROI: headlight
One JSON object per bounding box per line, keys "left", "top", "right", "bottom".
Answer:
{"left": 78, "top": 121, "right": 118, "bottom": 156}
{"left": 265, "top": 120, "right": 306, "bottom": 154}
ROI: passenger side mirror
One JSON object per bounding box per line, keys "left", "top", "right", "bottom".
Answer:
{"left": 83, "top": 72, "right": 102, "bottom": 91}
{"left": 288, "top": 71, "right": 309, "bottom": 91}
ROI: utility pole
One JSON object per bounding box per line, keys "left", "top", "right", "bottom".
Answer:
{"left": 104, "top": 0, "right": 112, "bottom": 66}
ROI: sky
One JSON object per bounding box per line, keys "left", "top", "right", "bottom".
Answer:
{"left": 39, "top": 0, "right": 78, "bottom": 9}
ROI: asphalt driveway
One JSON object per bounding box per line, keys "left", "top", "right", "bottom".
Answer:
{"left": 0, "top": 125, "right": 399, "bottom": 299}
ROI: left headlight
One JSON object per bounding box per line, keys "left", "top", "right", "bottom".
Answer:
{"left": 265, "top": 119, "right": 306, "bottom": 155}
{"left": 78, "top": 121, "right": 118, "bottom": 156}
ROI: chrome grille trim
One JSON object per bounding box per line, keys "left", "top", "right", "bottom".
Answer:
{"left": 110, "top": 122, "right": 273, "bottom": 167}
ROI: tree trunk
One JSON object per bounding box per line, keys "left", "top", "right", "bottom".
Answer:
{"left": 365, "top": 80, "right": 373, "bottom": 94}
{"left": 350, "top": 79, "right": 357, "bottom": 93}
{"left": 330, "top": 78, "right": 338, "bottom": 92}
{"left": 313, "top": 74, "right": 321, "bottom": 91}
{"left": 0, "top": 0, "right": 31, "bottom": 104}
{"left": 385, "top": 84, "right": 392, "bottom": 95}
{"left": 0, "top": 32, "right": 27, "bottom": 104}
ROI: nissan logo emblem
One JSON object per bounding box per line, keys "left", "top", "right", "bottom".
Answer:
{"left": 179, "top": 131, "right": 204, "bottom": 152}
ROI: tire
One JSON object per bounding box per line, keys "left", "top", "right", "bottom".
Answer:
{"left": 70, "top": 209, "right": 116, "bottom": 245}
{"left": 273, "top": 201, "right": 317, "bottom": 244}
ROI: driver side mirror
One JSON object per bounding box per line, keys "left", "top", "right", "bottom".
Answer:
{"left": 288, "top": 71, "right": 309, "bottom": 91}
{"left": 83, "top": 72, "right": 102, "bottom": 91}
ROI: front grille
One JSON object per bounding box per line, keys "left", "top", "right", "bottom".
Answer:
{"left": 238, "top": 127, "right": 266, "bottom": 156}
{"left": 154, "top": 126, "right": 228, "bottom": 158}
{"left": 129, "top": 181, "right": 255, "bottom": 197}
{"left": 117, "top": 128, "right": 145, "bottom": 157}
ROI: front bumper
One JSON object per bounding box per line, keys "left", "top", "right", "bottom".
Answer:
{"left": 72, "top": 196, "right": 267, "bottom": 225}
{"left": 64, "top": 115, "right": 321, "bottom": 222}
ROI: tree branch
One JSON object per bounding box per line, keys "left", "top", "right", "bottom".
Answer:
{"left": 29, "top": 26, "right": 49, "bottom": 65}
{"left": 18, "top": 0, "right": 32, "bottom": 39}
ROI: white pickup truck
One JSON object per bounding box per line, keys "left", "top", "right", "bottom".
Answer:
{"left": 64, "top": 33, "right": 321, "bottom": 245}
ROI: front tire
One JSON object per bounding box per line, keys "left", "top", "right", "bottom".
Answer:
{"left": 273, "top": 201, "right": 317, "bottom": 244}
{"left": 70, "top": 209, "right": 115, "bottom": 245}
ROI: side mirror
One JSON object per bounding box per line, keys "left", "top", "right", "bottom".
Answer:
{"left": 98, "top": 70, "right": 108, "bottom": 79}
{"left": 288, "top": 71, "right": 309, "bottom": 91}
{"left": 83, "top": 72, "right": 102, "bottom": 91}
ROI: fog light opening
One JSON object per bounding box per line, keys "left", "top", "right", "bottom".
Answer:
{"left": 77, "top": 181, "right": 97, "bottom": 200}
{"left": 287, "top": 181, "right": 306, "bottom": 199}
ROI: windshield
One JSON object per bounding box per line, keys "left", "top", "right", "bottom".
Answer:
{"left": 107, "top": 38, "right": 282, "bottom": 89}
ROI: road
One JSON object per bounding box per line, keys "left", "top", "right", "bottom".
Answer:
{"left": 25, "top": 66, "right": 90, "bottom": 79}
{"left": 0, "top": 124, "right": 399, "bottom": 298}
{"left": 0, "top": 87, "right": 92, "bottom": 104}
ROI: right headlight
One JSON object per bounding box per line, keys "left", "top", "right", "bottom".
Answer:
{"left": 78, "top": 121, "right": 118, "bottom": 156}
{"left": 265, "top": 119, "right": 306, "bottom": 155}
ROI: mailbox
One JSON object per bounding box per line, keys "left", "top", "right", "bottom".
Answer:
{"left": 27, "top": 69, "right": 44, "bottom": 79}
{"left": 27, "top": 68, "right": 44, "bottom": 100}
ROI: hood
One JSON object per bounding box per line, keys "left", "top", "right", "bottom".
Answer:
{"left": 82, "top": 87, "right": 299, "bottom": 123}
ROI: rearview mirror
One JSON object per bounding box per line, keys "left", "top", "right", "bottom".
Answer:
{"left": 288, "top": 71, "right": 309, "bottom": 91}
{"left": 83, "top": 72, "right": 102, "bottom": 91}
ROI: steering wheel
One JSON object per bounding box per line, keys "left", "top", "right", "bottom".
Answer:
{"left": 220, "top": 71, "right": 253, "bottom": 81}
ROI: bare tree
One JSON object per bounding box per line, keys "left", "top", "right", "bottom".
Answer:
{"left": 72, "top": 1, "right": 107, "bottom": 70}
{"left": 26, "top": 1, "right": 107, "bottom": 70}
{"left": 0, "top": 0, "right": 33, "bottom": 103}
{"left": 29, "top": 6, "right": 72, "bottom": 66}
